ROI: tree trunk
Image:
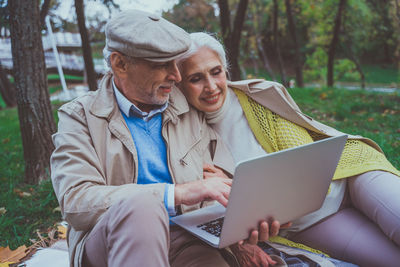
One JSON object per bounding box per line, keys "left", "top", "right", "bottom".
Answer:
{"left": 217, "top": 0, "right": 249, "bottom": 81}
{"left": 327, "top": 0, "right": 347, "bottom": 87}
{"left": 9, "top": 0, "right": 56, "bottom": 184}
{"left": 75, "top": 0, "right": 97, "bottom": 91}
{"left": 257, "top": 37, "right": 276, "bottom": 80}
{"left": 395, "top": 0, "right": 400, "bottom": 27}
{"left": 341, "top": 37, "right": 365, "bottom": 89}
{"left": 351, "top": 57, "right": 365, "bottom": 89}
{"left": 230, "top": 0, "right": 249, "bottom": 81}
{"left": 40, "top": 0, "right": 51, "bottom": 28}
{"left": 218, "top": 0, "right": 231, "bottom": 45}
{"left": 218, "top": 0, "right": 232, "bottom": 80}
{"left": 395, "top": 0, "right": 400, "bottom": 71}
{"left": 284, "top": 0, "right": 303, "bottom": 87}
{"left": 0, "top": 63, "right": 16, "bottom": 107}
{"left": 273, "top": 0, "right": 288, "bottom": 86}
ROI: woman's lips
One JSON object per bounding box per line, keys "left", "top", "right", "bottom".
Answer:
{"left": 202, "top": 93, "right": 220, "bottom": 104}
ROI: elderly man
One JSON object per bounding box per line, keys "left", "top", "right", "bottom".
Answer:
{"left": 51, "top": 9, "right": 280, "bottom": 267}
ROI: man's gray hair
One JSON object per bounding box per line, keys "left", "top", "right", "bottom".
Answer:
{"left": 103, "top": 44, "right": 135, "bottom": 70}
{"left": 103, "top": 45, "right": 113, "bottom": 69}
{"left": 177, "top": 32, "right": 229, "bottom": 71}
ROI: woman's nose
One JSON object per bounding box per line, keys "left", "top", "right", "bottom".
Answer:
{"left": 204, "top": 78, "right": 217, "bottom": 92}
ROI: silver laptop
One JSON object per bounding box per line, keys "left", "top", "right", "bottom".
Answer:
{"left": 171, "top": 135, "right": 348, "bottom": 248}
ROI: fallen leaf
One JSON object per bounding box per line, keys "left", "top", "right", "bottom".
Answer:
{"left": 319, "top": 93, "right": 327, "bottom": 100}
{"left": 12, "top": 189, "right": 31, "bottom": 198}
{"left": 0, "top": 207, "right": 6, "bottom": 215}
{"left": 0, "top": 245, "right": 27, "bottom": 263}
{"left": 13, "top": 189, "right": 21, "bottom": 194}
{"left": 20, "top": 192, "right": 31, "bottom": 197}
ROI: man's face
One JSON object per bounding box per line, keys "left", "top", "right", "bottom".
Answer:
{"left": 119, "top": 58, "right": 182, "bottom": 111}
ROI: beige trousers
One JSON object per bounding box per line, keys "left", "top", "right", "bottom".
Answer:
{"left": 82, "top": 191, "right": 230, "bottom": 267}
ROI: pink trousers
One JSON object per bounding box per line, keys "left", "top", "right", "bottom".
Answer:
{"left": 290, "top": 171, "right": 400, "bottom": 267}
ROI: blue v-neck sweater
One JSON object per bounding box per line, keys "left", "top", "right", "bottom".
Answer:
{"left": 122, "top": 112, "right": 173, "bottom": 186}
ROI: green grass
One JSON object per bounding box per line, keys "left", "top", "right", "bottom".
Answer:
{"left": 0, "top": 86, "right": 399, "bottom": 250}
{"left": 0, "top": 103, "right": 62, "bottom": 250}
{"left": 288, "top": 86, "right": 400, "bottom": 169}
{"left": 362, "top": 64, "right": 399, "bottom": 85}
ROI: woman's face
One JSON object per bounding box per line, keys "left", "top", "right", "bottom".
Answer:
{"left": 178, "top": 47, "right": 227, "bottom": 113}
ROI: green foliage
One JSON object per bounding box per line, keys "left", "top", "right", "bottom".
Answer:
{"left": 304, "top": 47, "right": 327, "bottom": 82}
{"left": 334, "top": 59, "right": 360, "bottom": 82}
{"left": 0, "top": 104, "right": 62, "bottom": 249}
{"left": 304, "top": 48, "right": 359, "bottom": 83}
{"left": 164, "top": 0, "right": 219, "bottom": 33}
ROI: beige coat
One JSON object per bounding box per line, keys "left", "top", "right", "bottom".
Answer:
{"left": 228, "top": 79, "right": 382, "bottom": 152}
{"left": 50, "top": 73, "right": 234, "bottom": 267}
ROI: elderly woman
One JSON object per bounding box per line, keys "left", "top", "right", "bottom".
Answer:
{"left": 176, "top": 32, "right": 400, "bottom": 267}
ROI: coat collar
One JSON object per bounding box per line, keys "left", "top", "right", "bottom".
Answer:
{"left": 227, "top": 79, "right": 265, "bottom": 93}
{"left": 90, "top": 72, "right": 116, "bottom": 120}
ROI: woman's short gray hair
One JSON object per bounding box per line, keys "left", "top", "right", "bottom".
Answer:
{"left": 177, "top": 32, "right": 229, "bottom": 71}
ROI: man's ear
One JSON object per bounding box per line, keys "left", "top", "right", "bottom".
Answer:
{"left": 110, "top": 52, "right": 129, "bottom": 75}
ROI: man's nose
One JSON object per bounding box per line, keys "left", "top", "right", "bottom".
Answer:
{"left": 167, "top": 61, "right": 182, "bottom": 82}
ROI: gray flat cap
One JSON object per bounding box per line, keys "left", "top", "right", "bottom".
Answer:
{"left": 105, "top": 9, "right": 190, "bottom": 62}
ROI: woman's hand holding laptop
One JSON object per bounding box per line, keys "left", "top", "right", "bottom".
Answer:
{"left": 201, "top": 163, "right": 291, "bottom": 266}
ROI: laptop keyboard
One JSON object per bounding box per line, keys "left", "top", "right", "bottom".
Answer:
{"left": 197, "top": 217, "right": 225, "bottom": 237}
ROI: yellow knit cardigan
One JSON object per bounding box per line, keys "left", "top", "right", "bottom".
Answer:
{"left": 233, "top": 88, "right": 400, "bottom": 180}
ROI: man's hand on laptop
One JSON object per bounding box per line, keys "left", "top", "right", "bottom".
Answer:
{"left": 203, "top": 163, "right": 229, "bottom": 179}
{"left": 175, "top": 177, "right": 232, "bottom": 207}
